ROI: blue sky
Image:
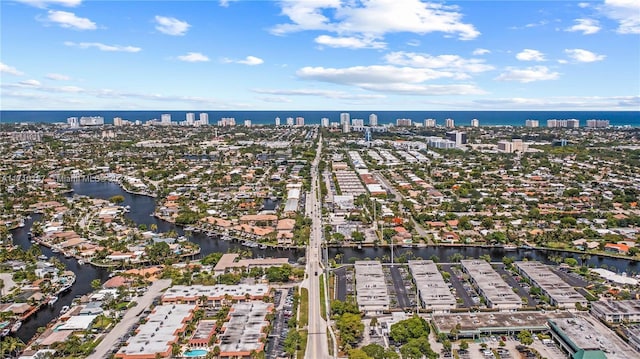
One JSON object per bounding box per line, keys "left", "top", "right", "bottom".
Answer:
{"left": 1, "top": 0, "right": 639, "bottom": 110}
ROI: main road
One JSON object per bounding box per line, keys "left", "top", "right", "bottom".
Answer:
{"left": 304, "top": 132, "right": 334, "bottom": 358}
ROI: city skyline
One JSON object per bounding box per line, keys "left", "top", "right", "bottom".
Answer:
{"left": 1, "top": 0, "right": 639, "bottom": 111}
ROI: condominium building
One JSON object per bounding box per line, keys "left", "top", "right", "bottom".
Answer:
{"left": 274, "top": 117, "right": 281, "bottom": 126}
{"left": 199, "top": 112, "right": 209, "bottom": 125}
{"left": 586, "top": 119, "right": 610, "bottom": 128}
{"left": 396, "top": 118, "right": 412, "bottom": 127}
{"left": 591, "top": 300, "right": 640, "bottom": 323}
{"left": 460, "top": 260, "right": 522, "bottom": 311}
{"left": 525, "top": 119, "right": 539, "bottom": 128}
{"left": 355, "top": 261, "right": 389, "bottom": 315}
{"left": 295, "top": 116, "right": 305, "bottom": 126}
{"left": 369, "top": 113, "right": 378, "bottom": 126}
{"left": 445, "top": 118, "right": 455, "bottom": 128}
{"left": 408, "top": 260, "right": 456, "bottom": 313}
{"left": 515, "top": 261, "right": 586, "bottom": 310}
{"left": 424, "top": 118, "right": 436, "bottom": 128}
{"left": 340, "top": 112, "right": 350, "bottom": 126}
{"left": 445, "top": 131, "right": 467, "bottom": 146}
{"left": 161, "top": 113, "right": 171, "bottom": 125}
{"left": 471, "top": 118, "right": 479, "bottom": 127}
{"left": 320, "top": 117, "right": 329, "bottom": 127}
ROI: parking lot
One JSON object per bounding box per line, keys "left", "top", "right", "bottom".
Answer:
{"left": 384, "top": 265, "right": 415, "bottom": 309}
{"left": 440, "top": 264, "right": 479, "bottom": 308}
{"left": 265, "top": 288, "right": 295, "bottom": 359}
{"left": 493, "top": 264, "right": 538, "bottom": 307}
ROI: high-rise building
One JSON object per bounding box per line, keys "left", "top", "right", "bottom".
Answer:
{"left": 186, "top": 113, "right": 195, "bottom": 125}
{"left": 295, "top": 117, "right": 305, "bottom": 126}
{"left": 340, "top": 113, "right": 350, "bottom": 126}
{"left": 566, "top": 119, "right": 579, "bottom": 128}
{"left": 471, "top": 118, "right": 479, "bottom": 127}
{"left": 586, "top": 119, "right": 609, "bottom": 128}
{"left": 286, "top": 117, "right": 294, "bottom": 126}
{"left": 199, "top": 113, "right": 209, "bottom": 125}
{"left": 244, "top": 119, "right": 252, "bottom": 127}
{"left": 113, "top": 117, "right": 123, "bottom": 126}
{"left": 525, "top": 119, "right": 539, "bottom": 128}
{"left": 445, "top": 118, "right": 455, "bottom": 128}
{"left": 342, "top": 121, "right": 350, "bottom": 133}
{"left": 275, "top": 117, "right": 281, "bottom": 126}
{"left": 161, "top": 114, "right": 171, "bottom": 125}
{"left": 67, "top": 117, "right": 79, "bottom": 128}
{"left": 219, "top": 117, "right": 236, "bottom": 126}
{"left": 424, "top": 118, "right": 436, "bottom": 128}
{"left": 320, "top": 117, "right": 329, "bottom": 127}
{"left": 369, "top": 113, "right": 378, "bottom": 126}
{"left": 365, "top": 129, "right": 372, "bottom": 142}
{"left": 80, "top": 116, "right": 104, "bottom": 126}
{"left": 497, "top": 140, "right": 513, "bottom": 153}
{"left": 446, "top": 131, "right": 467, "bottom": 146}
{"left": 396, "top": 118, "right": 412, "bottom": 127}
{"left": 352, "top": 118, "right": 364, "bottom": 127}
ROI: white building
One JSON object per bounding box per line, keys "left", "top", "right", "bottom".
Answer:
{"left": 320, "top": 117, "right": 329, "bottom": 127}
{"left": 445, "top": 118, "right": 455, "bottom": 128}
{"left": 424, "top": 118, "right": 436, "bottom": 128}
{"left": 199, "top": 112, "right": 209, "bottom": 125}
{"left": 113, "top": 117, "right": 124, "bottom": 126}
{"left": 275, "top": 117, "right": 281, "bottom": 126}
{"left": 525, "top": 119, "right": 539, "bottom": 128}
{"left": 286, "top": 117, "right": 294, "bottom": 126}
{"left": 340, "top": 112, "right": 350, "bottom": 126}
{"left": 471, "top": 118, "right": 479, "bottom": 127}
{"left": 244, "top": 119, "right": 252, "bottom": 127}
{"left": 295, "top": 116, "right": 304, "bottom": 126}
{"left": 161, "top": 113, "right": 171, "bottom": 125}
{"left": 186, "top": 112, "right": 195, "bottom": 125}
{"left": 586, "top": 119, "right": 609, "bottom": 128}
{"left": 369, "top": 113, "right": 378, "bottom": 126}
{"left": 396, "top": 118, "right": 412, "bottom": 127}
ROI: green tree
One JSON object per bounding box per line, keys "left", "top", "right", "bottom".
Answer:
{"left": 518, "top": 330, "right": 534, "bottom": 345}
{"left": 109, "top": 195, "right": 125, "bottom": 204}
{"left": 90, "top": 279, "right": 102, "bottom": 291}
{"left": 459, "top": 339, "right": 469, "bottom": 351}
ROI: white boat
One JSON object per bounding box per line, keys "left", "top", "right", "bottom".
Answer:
{"left": 503, "top": 244, "right": 518, "bottom": 251}
{"left": 18, "top": 220, "right": 25, "bottom": 227}
{"left": 177, "top": 236, "right": 187, "bottom": 242}
{"left": 78, "top": 259, "right": 85, "bottom": 265}
{"left": 38, "top": 254, "right": 48, "bottom": 260}
{"left": 259, "top": 244, "right": 267, "bottom": 249}
{"left": 222, "top": 235, "right": 232, "bottom": 241}
{"left": 48, "top": 296, "right": 58, "bottom": 305}
{"left": 60, "top": 305, "right": 70, "bottom": 314}
{"left": 1, "top": 329, "right": 9, "bottom": 337}
{"left": 10, "top": 321, "right": 21, "bottom": 333}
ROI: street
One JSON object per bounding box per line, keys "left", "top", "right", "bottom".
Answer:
{"left": 91, "top": 279, "right": 171, "bottom": 359}
{"left": 304, "top": 133, "right": 332, "bottom": 358}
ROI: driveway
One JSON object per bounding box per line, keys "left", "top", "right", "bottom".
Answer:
{"left": 441, "top": 264, "right": 474, "bottom": 308}
{"left": 493, "top": 265, "right": 537, "bottom": 307}
{"left": 389, "top": 266, "right": 410, "bottom": 308}
{"left": 91, "top": 279, "right": 171, "bottom": 359}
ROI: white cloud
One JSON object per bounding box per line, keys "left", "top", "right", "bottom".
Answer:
{"left": 564, "top": 49, "right": 606, "bottom": 62}
{"left": 315, "top": 35, "right": 386, "bottom": 49}
{"left": 272, "top": 0, "right": 479, "bottom": 44}
{"left": 19, "top": 79, "right": 42, "bottom": 87}
{"left": 473, "top": 95, "right": 640, "bottom": 109}
{"left": 384, "top": 51, "right": 494, "bottom": 75}
{"left": 223, "top": 56, "right": 264, "bottom": 65}
{"left": 219, "top": 0, "right": 238, "bottom": 7}
{"left": 177, "top": 52, "right": 210, "bottom": 62}
{"left": 15, "top": 0, "right": 81, "bottom": 8}
{"left": 0, "top": 63, "right": 24, "bottom": 76}
{"left": 237, "top": 56, "right": 264, "bottom": 66}
{"left": 472, "top": 48, "right": 491, "bottom": 56}
{"left": 406, "top": 39, "right": 421, "bottom": 47}
{"left": 47, "top": 10, "right": 96, "bottom": 30}
{"left": 64, "top": 41, "right": 141, "bottom": 52}
{"left": 566, "top": 19, "right": 600, "bottom": 35}
{"left": 495, "top": 66, "right": 560, "bottom": 83}
{"left": 252, "top": 88, "right": 385, "bottom": 100}
{"left": 601, "top": 0, "right": 640, "bottom": 34}
{"left": 154, "top": 16, "right": 190, "bottom": 36}
{"left": 296, "top": 65, "right": 485, "bottom": 95}
{"left": 46, "top": 73, "right": 71, "bottom": 81}
{"left": 257, "top": 96, "right": 294, "bottom": 103}
{"left": 516, "top": 49, "right": 546, "bottom": 62}
{"left": 578, "top": 2, "right": 590, "bottom": 8}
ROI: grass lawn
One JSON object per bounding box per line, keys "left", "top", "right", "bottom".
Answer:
{"left": 319, "top": 274, "right": 327, "bottom": 320}
{"left": 299, "top": 287, "right": 309, "bottom": 328}
{"left": 297, "top": 330, "right": 308, "bottom": 359}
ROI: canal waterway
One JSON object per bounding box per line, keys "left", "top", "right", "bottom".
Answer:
{"left": 10, "top": 181, "right": 637, "bottom": 343}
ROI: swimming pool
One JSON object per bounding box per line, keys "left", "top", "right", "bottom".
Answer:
{"left": 184, "top": 349, "right": 208, "bottom": 357}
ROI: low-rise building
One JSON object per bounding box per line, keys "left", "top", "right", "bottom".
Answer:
{"left": 354, "top": 261, "right": 389, "bottom": 315}
{"left": 515, "top": 261, "right": 586, "bottom": 310}
{"left": 460, "top": 260, "right": 522, "bottom": 311}
{"left": 162, "top": 284, "right": 270, "bottom": 306}
{"left": 591, "top": 300, "right": 640, "bottom": 323}
{"left": 218, "top": 301, "right": 272, "bottom": 358}
{"left": 408, "top": 260, "right": 456, "bottom": 313}
{"left": 548, "top": 316, "right": 635, "bottom": 359}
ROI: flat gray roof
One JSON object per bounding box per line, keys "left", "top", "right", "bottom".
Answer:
{"left": 218, "top": 301, "right": 271, "bottom": 355}
{"left": 460, "top": 260, "right": 522, "bottom": 309}
{"left": 515, "top": 261, "right": 586, "bottom": 307}
{"left": 591, "top": 300, "right": 640, "bottom": 316}
{"left": 408, "top": 260, "right": 456, "bottom": 311}
{"left": 118, "top": 304, "right": 195, "bottom": 357}
{"left": 355, "top": 261, "right": 390, "bottom": 312}
{"left": 550, "top": 316, "right": 636, "bottom": 359}
{"left": 433, "top": 310, "right": 574, "bottom": 334}
{"left": 162, "top": 284, "right": 269, "bottom": 301}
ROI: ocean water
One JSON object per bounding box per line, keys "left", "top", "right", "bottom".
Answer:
{"left": 0, "top": 110, "right": 639, "bottom": 127}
